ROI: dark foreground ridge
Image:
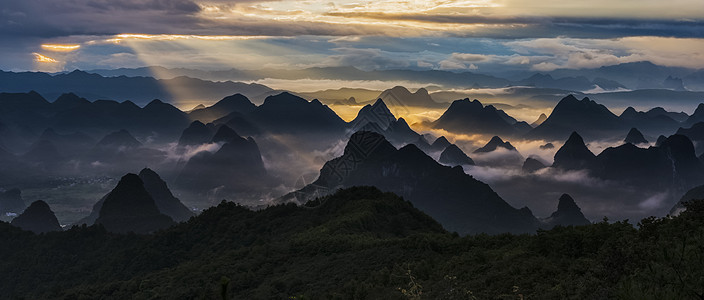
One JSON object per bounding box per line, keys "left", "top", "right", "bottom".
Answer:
{"left": 0, "top": 187, "right": 702, "bottom": 299}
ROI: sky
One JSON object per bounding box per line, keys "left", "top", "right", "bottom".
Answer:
{"left": 1, "top": 0, "right": 703, "bottom": 74}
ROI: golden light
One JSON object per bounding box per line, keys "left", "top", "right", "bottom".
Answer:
{"left": 41, "top": 44, "right": 81, "bottom": 52}
{"left": 108, "top": 34, "right": 273, "bottom": 44}
{"left": 33, "top": 53, "right": 59, "bottom": 63}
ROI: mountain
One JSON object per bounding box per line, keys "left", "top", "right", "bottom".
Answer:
{"left": 552, "top": 132, "right": 596, "bottom": 170}
{"left": 372, "top": 86, "right": 444, "bottom": 108}
{"left": 624, "top": 128, "right": 648, "bottom": 144}
{"left": 188, "top": 94, "right": 257, "bottom": 123}
{"left": 10, "top": 200, "right": 62, "bottom": 234}
{"left": 177, "top": 121, "right": 215, "bottom": 147}
{"left": 531, "top": 113, "right": 548, "bottom": 127}
{"left": 282, "top": 131, "right": 539, "bottom": 234}
{"left": 438, "top": 144, "right": 475, "bottom": 166}
{"left": 473, "top": 136, "right": 517, "bottom": 153}
{"left": 247, "top": 92, "right": 346, "bottom": 136}
{"left": 618, "top": 107, "right": 681, "bottom": 136}
{"left": 685, "top": 103, "right": 704, "bottom": 126}
{"left": 77, "top": 169, "right": 193, "bottom": 225}
{"left": 522, "top": 157, "right": 547, "bottom": 173}
{"left": 528, "top": 95, "right": 623, "bottom": 141}
{"left": 176, "top": 125, "right": 270, "bottom": 193}
{"left": 0, "top": 69, "right": 273, "bottom": 105}
{"left": 349, "top": 99, "right": 396, "bottom": 131}
{"left": 540, "top": 194, "right": 591, "bottom": 228}
{"left": 138, "top": 168, "right": 193, "bottom": 222}
{"left": 95, "top": 129, "right": 142, "bottom": 148}
{"left": 662, "top": 76, "right": 686, "bottom": 91}
{"left": 431, "top": 98, "right": 520, "bottom": 136}
{"left": 0, "top": 188, "right": 25, "bottom": 214}
{"left": 430, "top": 136, "right": 451, "bottom": 151}
{"left": 670, "top": 184, "right": 704, "bottom": 216}
{"left": 569, "top": 134, "right": 704, "bottom": 190}
{"left": 210, "top": 124, "right": 242, "bottom": 143}
{"left": 676, "top": 122, "right": 704, "bottom": 143}
{"left": 36, "top": 128, "right": 95, "bottom": 157}
{"left": 95, "top": 173, "right": 175, "bottom": 234}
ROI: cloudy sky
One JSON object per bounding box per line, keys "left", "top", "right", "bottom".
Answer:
{"left": 1, "top": 0, "right": 703, "bottom": 73}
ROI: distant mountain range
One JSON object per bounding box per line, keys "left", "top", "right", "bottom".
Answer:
{"left": 81, "top": 62, "right": 704, "bottom": 91}
{"left": 0, "top": 70, "right": 273, "bottom": 105}
{"left": 281, "top": 131, "right": 585, "bottom": 234}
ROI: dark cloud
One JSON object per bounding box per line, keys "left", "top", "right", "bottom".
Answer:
{"left": 0, "top": 0, "right": 201, "bottom": 37}
{"left": 325, "top": 12, "right": 704, "bottom": 39}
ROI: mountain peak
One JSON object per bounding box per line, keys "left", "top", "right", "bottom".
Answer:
{"left": 351, "top": 98, "right": 396, "bottom": 130}
{"left": 211, "top": 125, "right": 243, "bottom": 144}
{"left": 431, "top": 136, "right": 451, "bottom": 151}
{"left": 542, "top": 194, "right": 590, "bottom": 228}
{"left": 439, "top": 144, "right": 474, "bottom": 166}
{"left": 552, "top": 132, "right": 596, "bottom": 170}
{"left": 624, "top": 127, "right": 648, "bottom": 144}
{"left": 474, "top": 136, "right": 516, "bottom": 153}
{"left": 96, "top": 129, "right": 142, "bottom": 148}
{"left": 531, "top": 113, "right": 548, "bottom": 127}
{"left": 10, "top": 200, "right": 62, "bottom": 234}
{"left": 138, "top": 168, "right": 193, "bottom": 222}
{"left": 95, "top": 173, "right": 174, "bottom": 234}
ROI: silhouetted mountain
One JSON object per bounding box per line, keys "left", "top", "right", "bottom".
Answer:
{"left": 528, "top": 95, "right": 623, "bottom": 140}
{"left": 0, "top": 188, "right": 25, "bottom": 214}
{"left": 552, "top": 132, "right": 596, "bottom": 170}
{"left": 432, "top": 98, "right": 519, "bottom": 136}
{"left": 624, "top": 128, "right": 648, "bottom": 144}
{"left": 177, "top": 121, "right": 215, "bottom": 147}
{"left": 282, "top": 131, "right": 539, "bottom": 234}
{"left": 95, "top": 129, "right": 142, "bottom": 148}
{"left": 662, "top": 76, "right": 686, "bottom": 91}
{"left": 439, "top": 144, "right": 475, "bottom": 166}
{"left": 384, "top": 118, "right": 425, "bottom": 146}
{"left": 473, "top": 136, "right": 517, "bottom": 153}
{"left": 531, "top": 113, "right": 547, "bottom": 127}
{"left": 522, "top": 157, "right": 547, "bottom": 173}
{"left": 670, "top": 184, "right": 704, "bottom": 216}
{"left": 372, "top": 86, "right": 444, "bottom": 108}
{"left": 677, "top": 122, "right": 704, "bottom": 143}
{"left": 430, "top": 136, "right": 451, "bottom": 151}
{"left": 540, "top": 194, "right": 590, "bottom": 228}
{"left": 77, "top": 169, "right": 193, "bottom": 225}
{"left": 685, "top": 103, "right": 704, "bottom": 126}
{"left": 188, "top": 94, "right": 256, "bottom": 123}
{"left": 10, "top": 200, "right": 62, "bottom": 234}
{"left": 138, "top": 168, "right": 193, "bottom": 222}
{"left": 210, "top": 124, "right": 242, "bottom": 144}
{"left": 176, "top": 126, "right": 270, "bottom": 193}
{"left": 248, "top": 92, "right": 346, "bottom": 136}
{"left": 0, "top": 69, "right": 273, "bottom": 105}
{"left": 575, "top": 134, "right": 704, "bottom": 190}
{"left": 95, "top": 173, "right": 174, "bottom": 234}
{"left": 349, "top": 99, "right": 396, "bottom": 131}
{"left": 619, "top": 107, "right": 680, "bottom": 135}
{"left": 656, "top": 135, "right": 667, "bottom": 146}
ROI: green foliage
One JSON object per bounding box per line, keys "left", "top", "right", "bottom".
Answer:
{"left": 0, "top": 187, "right": 703, "bottom": 299}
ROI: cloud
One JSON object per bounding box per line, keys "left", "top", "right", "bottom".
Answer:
{"left": 506, "top": 37, "right": 704, "bottom": 70}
